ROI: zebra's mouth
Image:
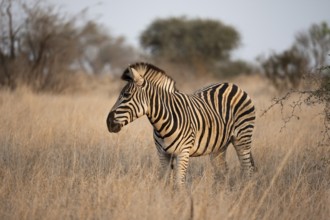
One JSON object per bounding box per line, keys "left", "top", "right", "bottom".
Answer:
{"left": 108, "top": 122, "right": 122, "bottom": 133}
{"left": 107, "top": 111, "right": 122, "bottom": 133}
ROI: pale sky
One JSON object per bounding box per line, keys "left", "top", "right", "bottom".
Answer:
{"left": 46, "top": 0, "right": 330, "bottom": 62}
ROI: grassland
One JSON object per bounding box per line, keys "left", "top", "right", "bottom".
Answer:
{"left": 0, "top": 75, "right": 329, "bottom": 220}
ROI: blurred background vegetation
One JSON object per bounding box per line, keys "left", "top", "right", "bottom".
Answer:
{"left": 0, "top": 0, "right": 329, "bottom": 97}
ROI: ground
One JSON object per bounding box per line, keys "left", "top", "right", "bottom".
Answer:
{"left": 0, "top": 75, "right": 329, "bottom": 219}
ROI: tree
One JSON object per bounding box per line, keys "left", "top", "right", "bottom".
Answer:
{"left": 78, "top": 21, "right": 137, "bottom": 76}
{"left": 140, "top": 17, "right": 240, "bottom": 74}
{"left": 22, "top": 3, "right": 80, "bottom": 90}
{"left": 0, "top": 0, "right": 137, "bottom": 92}
{"left": 0, "top": 0, "right": 84, "bottom": 91}
{"left": 0, "top": 0, "right": 22, "bottom": 89}
{"left": 295, "top": 22, "right": 330, "bottom": 68}
{"left": 260, "top": 22, "right": 330, "bottom": 90}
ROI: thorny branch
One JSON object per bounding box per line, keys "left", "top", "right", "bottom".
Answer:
{"left": 262, "top": 61, "right": 330, "bottom": 146}
{"left": 261, "top": 88, "right": 329, "bottom": 145}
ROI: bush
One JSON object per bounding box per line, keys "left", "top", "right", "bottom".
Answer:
{"left": 216, "top": 59, "right": 254, "bottom": 77}
{"left": 260, "top": 46, "right": 308, "bottom": 90}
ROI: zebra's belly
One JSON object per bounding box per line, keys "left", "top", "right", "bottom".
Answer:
{"left": 189, "top": 141, "right": 217, "bottom": 157}
{"left": 154, "top": 125, "right": 229, "bottom": 156}
{"left": 189, "top": 125, "right": 230, "bottom": 157}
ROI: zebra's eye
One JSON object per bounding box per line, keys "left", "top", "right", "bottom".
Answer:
{"left": 122, "top": 92, "right": 131, "bottom": 98}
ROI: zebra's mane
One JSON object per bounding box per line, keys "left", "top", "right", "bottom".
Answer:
{"left": 122, "top": 62, "right": 177, "bottom": 92}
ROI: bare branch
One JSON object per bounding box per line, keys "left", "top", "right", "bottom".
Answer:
{"left": 262, "top": 71, "right": 330, "bottom": 144}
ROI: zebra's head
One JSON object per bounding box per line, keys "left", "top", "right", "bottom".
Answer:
{"left": 107, "top": 64, "right": 149, "bottom": 133}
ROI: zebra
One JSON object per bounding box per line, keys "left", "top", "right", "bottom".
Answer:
{"left": 107, "top": 62, "right": 256, "bottom": 186}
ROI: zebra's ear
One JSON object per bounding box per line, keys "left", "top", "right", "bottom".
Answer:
{"left": 128, "top": 67, "right": 144, "bottom": 86}
{"left": 121, "top": 67, "right": 144, "bottom": 86}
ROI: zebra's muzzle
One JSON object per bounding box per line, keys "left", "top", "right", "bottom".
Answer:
{"left": 107, "top": 111, "right": 122, "bottom": 133}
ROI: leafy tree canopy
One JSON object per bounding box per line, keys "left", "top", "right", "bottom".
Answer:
{"left": 140, "top": 17, "right": 240, "bottom": 67}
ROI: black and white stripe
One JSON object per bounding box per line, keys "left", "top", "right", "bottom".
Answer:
{"left": 107, "top": 62, "right": 256, "bottom": 185}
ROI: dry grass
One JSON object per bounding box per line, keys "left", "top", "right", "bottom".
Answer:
{"left": 0, "top": 75, "right": 329, "bottom": 220}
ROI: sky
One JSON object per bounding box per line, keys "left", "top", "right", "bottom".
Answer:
{"left": 46, "top": 0, "right": 330, "bottom": 62}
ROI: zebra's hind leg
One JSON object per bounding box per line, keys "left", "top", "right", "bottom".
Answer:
{"left": 157, "top": 150, "right": 175, "bottom": 185}
{"left": 231, "top": 136, "right": 255, "bottom": 178}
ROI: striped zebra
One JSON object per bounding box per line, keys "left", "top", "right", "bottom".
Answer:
{"left": 107, "top": 62, "right": 256, "bottom": 186}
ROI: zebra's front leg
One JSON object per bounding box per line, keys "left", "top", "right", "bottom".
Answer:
{"left": 175, "top": 148, "right": 190, "bottom": 187}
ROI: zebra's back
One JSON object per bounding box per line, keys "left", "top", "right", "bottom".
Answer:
{"left": 189, "top": 83, "right": 255, "bottom": 156}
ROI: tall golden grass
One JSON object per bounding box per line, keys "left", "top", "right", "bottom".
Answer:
{"left": 0, "top": 75, "right": 329, "bottom": 220}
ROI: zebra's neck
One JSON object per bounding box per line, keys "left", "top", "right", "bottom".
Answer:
{"left": 147, "top": 89, "right": 187, "bottom": 138}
